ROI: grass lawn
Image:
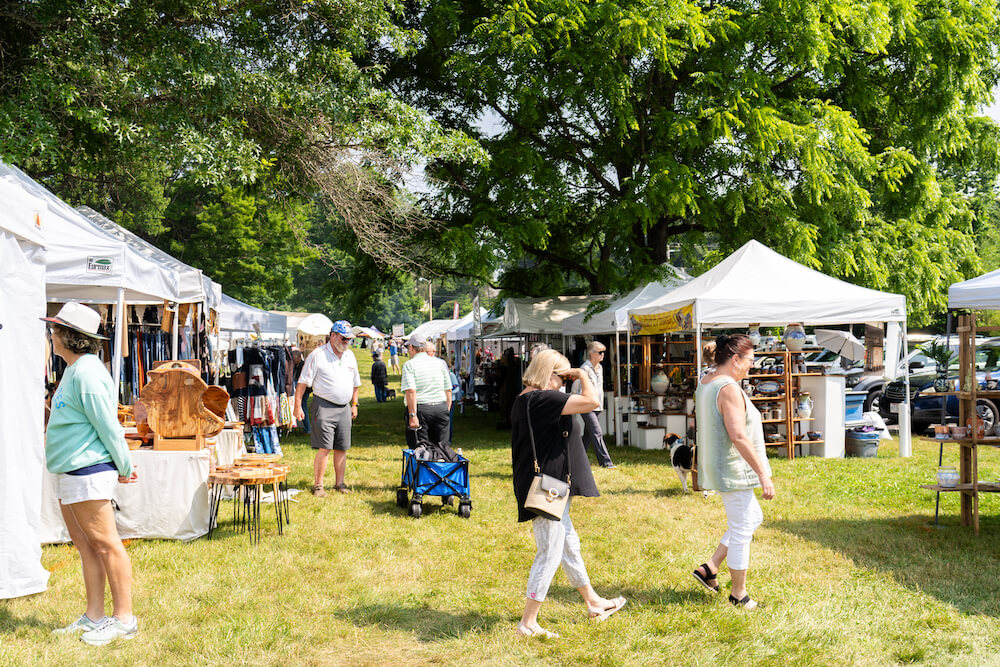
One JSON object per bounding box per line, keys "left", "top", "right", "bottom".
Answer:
{"left": 6, "top": 366, "right": 1000, "bottom": 665}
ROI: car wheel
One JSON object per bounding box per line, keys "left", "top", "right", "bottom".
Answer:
{"left": 976, "top": 399, "right": 999, "bottom": 434}
{"left": 864, "top": 389, "right": 882, "bottom": 414}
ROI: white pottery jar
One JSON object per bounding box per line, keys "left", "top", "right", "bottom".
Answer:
{"left": 783, "top": 323, "right": 806, "bottom": 351}
{"left": 748, "top": 326, "right": 761, "bottom": 348}
{"left": 650, "top": 370, "right": 670, "bottom": 395}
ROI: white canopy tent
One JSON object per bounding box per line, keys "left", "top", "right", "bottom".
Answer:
{"left": 0, "top": 165, "right": 193, "bottom": 393}
{"left": 406, "top": 318, "right": 462, "bottom": 342}
{"left": 352, "top": 325, "right": 385, "bottom": 339}
{"left": 484, "top": 295, "right": 608, "bottom": 339}
{"left": 273, "top": 311, "right": 334, "bottom": 340}
{"left": 949, "top": 269, "right": 1000, "bottom": 310}
{"left": 561, "top": 270, "right": 691, "bottom": 336}
{"left": 445, "top": 308, "right": 490, "bottom": 342}
{"left": 219, "top": 295, "right": 288, "bottom": 336}
{"left": 629, "top": 240, "right": 912, "bottom": 456}
{"left": 0, "top": 166, "right": 50, "bottom": 599}
{"left": 77, "top": 206, "right": 223, "bottom": 360}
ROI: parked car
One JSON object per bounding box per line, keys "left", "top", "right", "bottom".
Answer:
{"left": 880, "top": 338, "right": 1000, "bottom": 434}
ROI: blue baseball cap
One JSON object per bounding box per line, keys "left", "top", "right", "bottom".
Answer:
{"left": 331, "top": 320, "right": 355, "bottom": 338}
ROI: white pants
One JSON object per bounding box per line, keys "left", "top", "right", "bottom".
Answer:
{"left": 525, "top": 499, "right": 590, "bottom": 602}
{"left": 719, "top": 490, "right": 763, "bottom": 571}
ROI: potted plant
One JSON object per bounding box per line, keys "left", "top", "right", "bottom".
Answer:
{"left": 918, "top": 341, "right": 954, "bottom": 392}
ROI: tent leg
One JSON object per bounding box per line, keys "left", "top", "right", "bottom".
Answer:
{"left": 614, "top": 331, "right": 623, "bottom": 447}
{"left": 112, "top": 288, "right": 125, "bottom": 402}
{"left": 899, "top": 319, "right": 912, "bottom": 457}
{"left": 171, "top": 302, "right": 179, "bottom": 360}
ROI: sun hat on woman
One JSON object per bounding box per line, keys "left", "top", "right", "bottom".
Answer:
{"left": 41, "top": 302, "right": 108, "bottom": 339}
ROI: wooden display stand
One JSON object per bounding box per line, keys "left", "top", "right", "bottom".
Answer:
{"left": 919, "top": 313, "right": 1000, "bottom": 533}
{"left": 141, "top": 361, "right": 227, "bottom": 451}
{"left": 745, "top": 349, "right": 825, "bottom": 460}
{"left": 153, "top": 433, "right": 206, "bottom": 451}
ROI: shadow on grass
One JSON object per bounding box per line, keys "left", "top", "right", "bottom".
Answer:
{"left": 545, "top": 583, "right": 705, "bottom": 608}
{"left": 334, "top": 603, "right": 505, "bottom": 641}
{"left": 0, "top": 606, "right": 51, "bottom": 634}
{"left": 773, "top": 514, "right": 1000, "bottom": 616}
{"left": 364, "top": 497, "right": 466, "bottom": 519}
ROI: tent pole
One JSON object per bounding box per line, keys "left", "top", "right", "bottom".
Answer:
{"left": 899, "top": 319, "right": 912, "bottom": 457}
{"left": 614, "top": 330, "right": 622, "bottom": 447}
{"left": 171, "top": 303, "right": 179, "bottom": 360}
{"left": 112, "top": 288, "right": 125, "bottom": 402}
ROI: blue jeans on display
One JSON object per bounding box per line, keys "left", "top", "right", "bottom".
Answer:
{"left": 374, "top": 384, "right": 387, "bottom": 402}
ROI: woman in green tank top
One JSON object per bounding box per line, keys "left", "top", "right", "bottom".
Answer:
{"left": 692, "top": 334, "right": 775, "bottom": 610}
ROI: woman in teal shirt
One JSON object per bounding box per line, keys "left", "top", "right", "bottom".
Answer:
{"left": 44, "top": 302, "right": 139, "bottom": 646}
{"left": 693, "top": 334, "right": 775, "bottom": 610}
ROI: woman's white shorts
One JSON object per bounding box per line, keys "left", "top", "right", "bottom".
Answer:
{"left": 57, "top": 470, "right": 118, "bottom": 505}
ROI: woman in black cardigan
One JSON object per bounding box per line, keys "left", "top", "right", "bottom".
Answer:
{"left": 511, "top": 348, "right": 626, "bottom": 638}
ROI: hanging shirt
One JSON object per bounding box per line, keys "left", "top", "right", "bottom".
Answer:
{"left": 299, "top": 343, "right": 361, "bottom": 405}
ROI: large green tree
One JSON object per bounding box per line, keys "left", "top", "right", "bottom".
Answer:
{"left": 384, "top": 0, "right": 1000, "bottom": 324}
{"left": 0, "top": 0, "right": 481, "bottom": 298}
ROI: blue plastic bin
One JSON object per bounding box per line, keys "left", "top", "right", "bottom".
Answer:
{"left": 845, "top": 430, "right": 879, "bottom": 457}
{"left": 845, "top": 391, "right": 867, "bottom": 423}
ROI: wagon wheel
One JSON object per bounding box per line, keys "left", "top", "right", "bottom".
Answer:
{"left": 459, "top": 503, "right": 471, "bottom": 519}
{"left": 396, "top": 488, "right": 408, "bottom": 508}
{"left": 410, "top": 502, "right": 422, "bottom": 519}
{"left": 441, "top": 495, "right": 454, "bottom": 506}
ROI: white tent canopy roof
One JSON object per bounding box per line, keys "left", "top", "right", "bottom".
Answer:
{"left": 484, "top": 295, "right": 607, "bottom": 338}
{"left": 562, "top": 269, "right": 691, "bottom": 336}
{"left": 0, "top": 164, "right": 182, "bottom": 304}
{"left": 0, "top": 166, "right": 46, "bottom": 246}
{"left": 948, "top": 269, "right": 1000, "bottom": 310}
{"left": 445, "top": 308, "right": 489, "bottom": 342}
{"left": 272, "top": 311, "right": 334, "bottom": 339}
{"left": 629, "top": 240, "right": 906, "bottom": 326}
{"left": 77, "top": 206, "right": 219, "bottom": 310}
{"left": 407, "top": 318, "right": 462, "bottom": 342}
{"left": 352, "top": 325, "right": 385, "bottom": 339}
{"left": 219, "top": 295, "right": 287, "bottom": 334}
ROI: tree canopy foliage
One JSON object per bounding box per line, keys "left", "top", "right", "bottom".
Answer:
{"left": 384, "top": 0, "right": 1000, "bottom": 324}
{"left": 0, "top": 0, "right": 480, "bottom": 313}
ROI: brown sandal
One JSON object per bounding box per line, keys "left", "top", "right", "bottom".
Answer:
{"left": 311, "top": 485, "right": 327, "bottom": 498}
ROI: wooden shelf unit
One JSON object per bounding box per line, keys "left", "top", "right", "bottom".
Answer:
{"left": 932, "top": 313, "right": 994, "bottom": 532}
{"left": 619, "top": 333, "right": 697, "bottom": 395}
{"left": 746, "top": 349, "right": 822, "bottom": 459}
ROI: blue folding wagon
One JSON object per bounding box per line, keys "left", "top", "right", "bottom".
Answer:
{"left": 397, "top": 449, "right": 472, "bottom": 518}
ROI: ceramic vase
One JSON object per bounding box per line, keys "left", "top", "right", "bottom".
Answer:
{"left": 650, "top": 370, "right": 670, "bottom": 395}
{"left": 748, "top": 326, "right": 761, "bottom": 348}
{"left": 795, "top": 393, "right": 813, "bottom": 419}
{"left": 783, "top": 323, "right": 806, "bottom": 351}
{"left": 934, "top": 373, "right": 951, "bottom": 393}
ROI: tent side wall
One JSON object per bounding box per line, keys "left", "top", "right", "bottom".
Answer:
{"left": 0, "top": 230, "right": 50, "bottom": 598}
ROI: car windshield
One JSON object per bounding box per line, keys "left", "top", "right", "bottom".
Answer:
{"left": 975, "top": 344, "right": 1000, "bottom": 372}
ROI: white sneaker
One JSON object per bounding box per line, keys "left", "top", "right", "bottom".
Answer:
{"left": 80, "top": 615, "right": 138, "bottom": 646}
{"left": 52, "top": 614, "right": 104, "bottom": 635}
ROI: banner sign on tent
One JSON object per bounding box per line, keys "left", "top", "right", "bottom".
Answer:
{"left": 392, "top": 323, "right": 404, "bottom": 337}
{"left": 86, "top": 256, "right": 115, "bottom": 273}
{"left": 629, "top": 305, "right": 694, "bottom": 335}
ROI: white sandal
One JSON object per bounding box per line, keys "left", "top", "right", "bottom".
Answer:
{"left": 516, "top": 622, "right": 559, "bottom": 638}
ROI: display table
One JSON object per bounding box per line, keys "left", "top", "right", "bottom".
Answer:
{"left": 40, "top": 449, "right": 211, "bottom": 544}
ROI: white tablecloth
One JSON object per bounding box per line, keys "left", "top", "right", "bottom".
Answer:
{"left": 40, "top": 449, "right": 211, "bottom": 544}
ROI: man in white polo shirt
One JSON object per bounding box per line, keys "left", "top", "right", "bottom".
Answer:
{"left": 401, "top": 333, "right": 452, "bottom": 447}
{"left": 293, "top": 320, "right": 361, "bottom": 496}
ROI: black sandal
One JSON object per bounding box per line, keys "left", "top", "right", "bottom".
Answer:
{"left": 729, "top": 594, "right": 758, "bottom": 610}
{"left": 692, "top": 564, "right": 719, "bottom": 593}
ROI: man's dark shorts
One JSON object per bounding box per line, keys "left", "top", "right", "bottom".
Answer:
{"left": 309, "top": 395, "right": 352, "bottom": 451}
